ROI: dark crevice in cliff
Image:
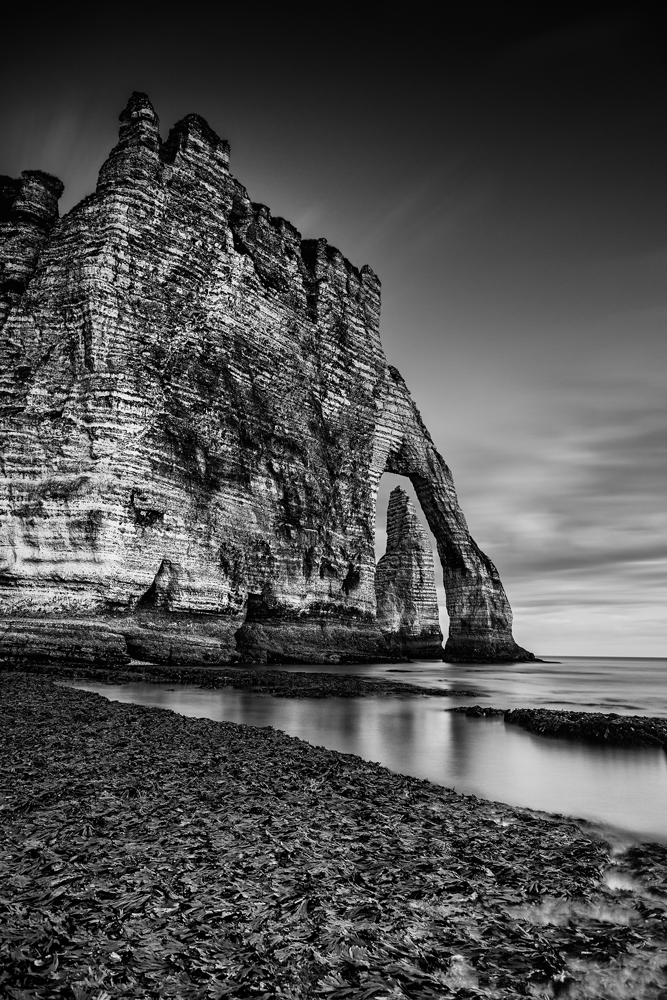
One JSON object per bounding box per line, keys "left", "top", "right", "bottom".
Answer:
{"left": 129, "top": 490, "right": 164, "bottom": 529}
{"left": 302, "top": 546, "right": 316, "bottom": 580}
{"left": 319, "top": 558, "right": 338, "bottom": 580}
{"left": 136, "top": 559, "right": 180, "bottom": 611}
{"left": 0, "top": 171, "right": 64, "bottom": 335}
{"left": 0, "top": 177, "right": 21, "bottom": 220}
{"left": 342, "top": 564, "right": 361, "bottom": 596}
{"left": 243, "top": 592, "right": 272, "bottom": 622}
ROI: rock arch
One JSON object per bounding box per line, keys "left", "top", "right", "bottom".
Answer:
{"left": 0, "top": 93, "right": 534, "bottom": 666}
{"left": 370, "top": 367, "right": 532, "bottom": 662}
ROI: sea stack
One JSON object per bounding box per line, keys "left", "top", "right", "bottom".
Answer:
{"left": 375, "top": 488, "right": 443, "bottom": 658}
{"left": 0, "top": 93, "right": 534, "bottom": 666}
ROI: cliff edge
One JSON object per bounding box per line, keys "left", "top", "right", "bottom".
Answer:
{"left": 0, "top": 93, "right": 534, "bottom": 665}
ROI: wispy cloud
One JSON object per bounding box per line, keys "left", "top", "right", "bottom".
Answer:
{"left": 356, "top": 156, "right": 498, "bottom": 264}
{"left": 454, "top": 377, "right": 667, "bottom": 655}
{"left": 375, "top": 365, "right": 667, "bottom": 656}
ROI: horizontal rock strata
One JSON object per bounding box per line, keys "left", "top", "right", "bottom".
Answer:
{"left": 0, "top": 93, "right": 534, "bottom": 665}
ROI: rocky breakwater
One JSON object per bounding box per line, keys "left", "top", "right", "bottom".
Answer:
{"left": 375, "top": 487, "right": 443, "bottom": 658}
{"left": 0, "top": 93, "right": 534, "bottom": 666}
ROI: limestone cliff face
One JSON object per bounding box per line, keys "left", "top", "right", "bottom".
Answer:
{"left": 375, "top": 488, "right": 443, "bottom": 658}
{"left": 0, "top": 93, "right": 534, "bottom": 665}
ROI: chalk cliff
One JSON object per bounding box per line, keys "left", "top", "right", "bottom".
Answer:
{"left": 0, "top": 93, "right": 534, "bottom": 665}
{"left": 375, "top": 488, "right": 443, "bottom": 658}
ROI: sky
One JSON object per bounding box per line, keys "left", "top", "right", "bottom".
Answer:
{"left": 1, "top": 4, "right": 665, "bottom": 656}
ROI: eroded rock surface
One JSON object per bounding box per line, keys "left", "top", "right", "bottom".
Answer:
{"left": 0, "top": 93, "right": 534, "bottom": 665}
{"left": 375, "top": 487, "right": 443, "bottom": 658}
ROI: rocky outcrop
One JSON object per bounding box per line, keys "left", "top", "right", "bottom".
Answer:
{"left": 0, "top": 170, "right": 64, "bottom": 328}
{"left": 453, "top": 706, "right": 667, "bottom": 750}
{"left": 504, "top": 709, "right": 667, "bottom": 750}
{"left": 0, "top": 93, "right": 534, "bottom": 665}
{"left": 375, "top": 488, "right": 443, "bottom": 658}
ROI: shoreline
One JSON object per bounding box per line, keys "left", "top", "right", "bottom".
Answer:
{"left": 0, "top": 659, "right": 475, "bottom": 699}
{"left": 2, "top": 670, "right": 667, "bottom": 998}
{"left": 6, "top": 659, "right": 667, "bottom": 753}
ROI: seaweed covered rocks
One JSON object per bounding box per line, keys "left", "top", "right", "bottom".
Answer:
{"left": 505, "top": 708, "right": 667, "bottom": 750}
{"left": 2, "top": 672, "right": 667, "bottom": 998}
{"left": 452, "top": 705, "right": 667, "bottom": 750}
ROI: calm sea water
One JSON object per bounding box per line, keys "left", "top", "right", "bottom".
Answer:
{"left": 253, "top": 656, "right": 667, "bottom": 716}
{"left": 67, "top": 656, "right": 667, "bottom": 844}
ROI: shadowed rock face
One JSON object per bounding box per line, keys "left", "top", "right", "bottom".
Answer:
{"left": 375, "top": 488, "right": 443, "bottom": 658}
{"left": 0, "top": 93, "right": 534, "bottom": 666}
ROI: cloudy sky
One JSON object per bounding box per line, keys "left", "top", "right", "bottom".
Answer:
{"left": 1, "top": 5, "right": 664, "bottom": 656}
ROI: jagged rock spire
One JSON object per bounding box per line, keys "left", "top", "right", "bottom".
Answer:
{"left": 12, "top": 171, "right": 64, "bottom": 228}
{"left": 97, "top": 93, "right": 230, "bottom": 192}
{"left": 117, "top": 92, "right": 161, "bottom": 149}
{"left": 0, "top": 170, "right": 64, "bottom": 328}
{"left": 96, "top": 92, "right": 162, "bottom": 192}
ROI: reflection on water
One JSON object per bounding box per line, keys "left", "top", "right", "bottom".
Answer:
{"left": 250, "top": 656, "right": 667, "bottom": 717}
{"left": 68, "top": 681, "right": 667, "bottom": 844}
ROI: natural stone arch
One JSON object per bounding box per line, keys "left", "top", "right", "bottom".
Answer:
{"left": 0, "top": 92, "right": 533, "bottom": 667}
{"left": 370, "top": 366, "right": 532, "bottom": 662}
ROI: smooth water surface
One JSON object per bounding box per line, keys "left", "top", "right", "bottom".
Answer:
{"left": 69, "top": 674, "right": 667, "bottom": 844}
{"left": 254, "top": 656, "right": 667, "bottom": 716}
